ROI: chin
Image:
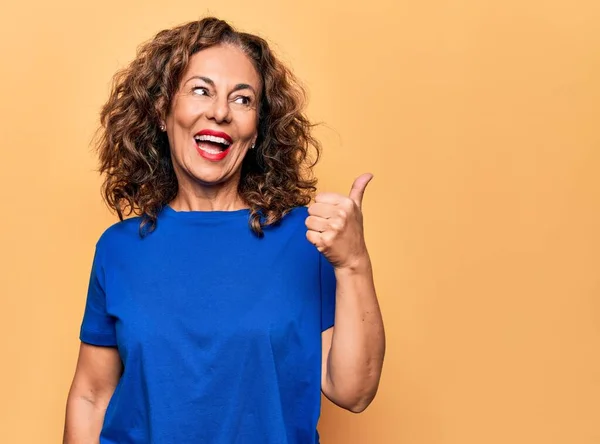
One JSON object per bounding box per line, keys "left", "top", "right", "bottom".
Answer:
{"left": 188, "top": 165, "right": 233, "bottom": 186}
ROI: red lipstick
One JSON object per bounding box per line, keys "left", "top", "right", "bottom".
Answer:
{"left": 195, "top": 129, "right": 233, "bottom": 144}
{"left": 193, "top": 129, "right": 233, "bottom": 162}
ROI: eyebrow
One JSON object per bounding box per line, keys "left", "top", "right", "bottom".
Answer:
{"left": 186, "top": 75, "right": 257, "bottom": 95}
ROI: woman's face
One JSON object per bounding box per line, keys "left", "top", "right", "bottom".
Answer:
{"left": 165, "top": 44, "right": 261, "bottom": 187}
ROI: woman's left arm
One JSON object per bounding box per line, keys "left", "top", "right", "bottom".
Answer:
{"left": 305, "top": 173, "right": 386, "bottom": 413}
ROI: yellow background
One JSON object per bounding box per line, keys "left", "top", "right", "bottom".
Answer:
{"left": 1, "top": 0, "right": 599, "bottom": 443}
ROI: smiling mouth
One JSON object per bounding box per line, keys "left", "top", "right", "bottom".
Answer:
{"left": 193, "top": 135, "right": 232, "bottom": 154}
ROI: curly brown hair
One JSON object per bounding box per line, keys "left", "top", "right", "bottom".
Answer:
{"left": 96, "top": 17, "right": 321, "bottom": 236}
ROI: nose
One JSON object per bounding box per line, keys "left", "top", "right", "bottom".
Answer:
{"left": 205, "top": 96, "right": 232, "bottom": 124}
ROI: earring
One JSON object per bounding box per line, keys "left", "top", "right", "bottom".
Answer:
{"left": 250, "top": 142, "right": 255, "bottom": 150}
{"left": 159, "top": 124, "right": 166, "bottom": 131}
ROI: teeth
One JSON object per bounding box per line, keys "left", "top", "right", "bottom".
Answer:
{"left": 194, "top": 135, "right": 231, "bottom": 146}
{"left": 198, "top": 145, "right": 223, "bottom": 155}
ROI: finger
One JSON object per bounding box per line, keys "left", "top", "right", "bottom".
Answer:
{"left": 315, "top": 192, "right": 345, "bottom": 205}
{"left": 308, "top": 202, "right": 338, "bottom": 219}
{"left": 306, "top": 230, "right": 323, "bottom": 251}
{"left": 305, "top": 215, "right": 329, "bottom": 233}
{"left": 348, "top": 173, "right": 373, "bottom": 208}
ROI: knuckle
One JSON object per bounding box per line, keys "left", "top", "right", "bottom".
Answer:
{"left": 329, "top": 221, "right": 342, "bottom": 232}
{"left": 322, "top": 233, "right": 335, "bottom": 246}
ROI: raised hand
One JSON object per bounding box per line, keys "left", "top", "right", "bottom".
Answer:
{"left": 305, "top": 173, "right": 373, "bottom": 270}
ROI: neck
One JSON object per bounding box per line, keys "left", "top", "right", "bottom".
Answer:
{"left": 169, "top": 178, "right": 247, "bottom": 212}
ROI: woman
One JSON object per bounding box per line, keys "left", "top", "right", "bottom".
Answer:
{"left": 64, "top": 17, "right": 385, "bottom": 444}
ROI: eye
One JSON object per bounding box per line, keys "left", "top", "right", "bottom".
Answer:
{"left": 233, "top": 95, "right": 252, "bottom": 106}
{"left": 192, "top": 86, "right": 209, "bottom": 96}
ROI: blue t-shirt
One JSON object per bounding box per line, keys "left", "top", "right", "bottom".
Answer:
{"left": 80, "top": 205, "right": 336, "bottom": 444}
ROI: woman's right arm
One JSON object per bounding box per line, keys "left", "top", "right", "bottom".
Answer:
{"left": 63, "top": 342, "right": 122, "bottom": 444}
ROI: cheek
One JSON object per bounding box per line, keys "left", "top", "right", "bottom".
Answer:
{"left": 169, "top": 103, "right": 204, "bottom": 152}
{"left": 234, "top": 112, "right": 259, "bottom": 139}
{"left": 173, "top": 101, "right": 205, "bottom": 127}
{"left": 173, "top": 104, "right": 198, "bottom": 128}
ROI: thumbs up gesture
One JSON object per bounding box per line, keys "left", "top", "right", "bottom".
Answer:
{"left": 306, "top": 173, "right": 373, "bottom": 270}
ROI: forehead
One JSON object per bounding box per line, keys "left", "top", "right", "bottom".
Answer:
{"left": 181, "top": 44, "right": 261, "bottom": 90}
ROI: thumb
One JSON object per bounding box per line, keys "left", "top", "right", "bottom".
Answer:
{"left": 349, "top": 173, "right": 374, "bottom": 207}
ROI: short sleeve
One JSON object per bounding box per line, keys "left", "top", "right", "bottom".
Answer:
{"left": 79, "top": 246, "right": 117, "bottom": 347}
{"left": 320, "top": 253, "right": 336, "bottom": 331}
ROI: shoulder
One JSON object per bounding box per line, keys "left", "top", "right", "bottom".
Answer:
{"left": 95, "top": 216, "right": 143, "bottom": 253}
{"left": 282, "top": 206, "right": 309, "bottom": 223}
{"left": 262, "top": 205, "right": 318, "bottom": 256}
{"left": 264, "top": 206, "right": 309, "bottom": 232}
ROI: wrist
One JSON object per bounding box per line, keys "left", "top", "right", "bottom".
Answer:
{"left": 334, "top": 254, "right": 372, "bottom": 276}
